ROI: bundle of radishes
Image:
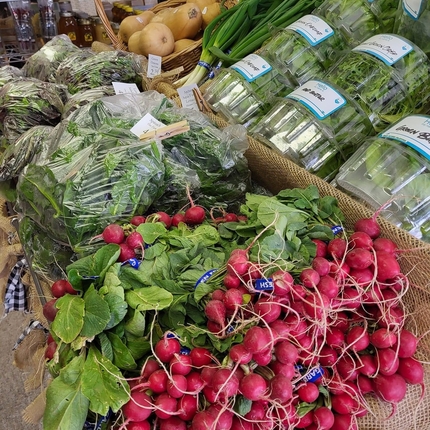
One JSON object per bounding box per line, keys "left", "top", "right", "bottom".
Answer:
{"left": 116, "top": 214, "right": 424, "bottom": 430}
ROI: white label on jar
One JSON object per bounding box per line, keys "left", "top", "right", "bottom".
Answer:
{"left": 380, "top": 114, "right": 430, "bottom": 160}
{"left": 231, "top": 54, "right": 272, "bottom": 82}
{"left": 402, "top": 0, "right": 424, "bottom": 19}
{"left": 353, "top": 34, "right": 413, "bottom": 66}
{"left": 286, "top": 14, "right": 334, "bottom": 46}
{"left": 112, "top": 82, "right": 140, "bottom": 95}
{"left": 130, "top": 113, "right": 165, "bottom": 137}
{"left": 286, "top": 80, "right": 346, "bottom": 120}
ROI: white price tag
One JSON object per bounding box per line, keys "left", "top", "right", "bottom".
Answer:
{"left": 286, "top": 80, "right": 346, "bottom": 120}
{"left": 130, "top": 113, "right": 165, "bottom": 137}
{"left": 403, "top": 0, "right": 424, "bottom": 19}
{"left": 353, "top": 34, "right": 413, "bottom": 66}
{"left": 147, "top": 54, "right": 162, "bottom": 78}
{"left": 177, "top": 84, "right": 200, "bottom": 110}
{"left": 112, "top": 82, "right": 140, "bottom": 95}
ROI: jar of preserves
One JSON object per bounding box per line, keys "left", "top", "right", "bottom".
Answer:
{"left": 92, "top": 16, "right": 111, "bottom": 44}
{"left": 123, "top": 6, "right": 134, "bottom": 18}
{"left": 58, "top": 12, "right": 78, "bottom": 45}
{"left": 77, "top": 18, "right": 95, "bottom": 48}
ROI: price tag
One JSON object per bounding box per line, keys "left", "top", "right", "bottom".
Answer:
{"left": 231, "top": 53, "right": 272, "bottom": 82}
{"left": 286, "top": 14, "right": 334, "bottom": 46}
{"left": 112, "top": 82, "right": 140, "bottom": 95}
{"left": 403, "top": 0, "right": 424, "bottom": 19}
{"left": 130, "top": 113, "right": 165, "bottom": 137}
{"left": 177, "top": 83, "right": 200, "bottom": 110}
{"left": 353, "top": 34, "right": 413, "bottom": 66}
{"left": 147, "top": 54, "right": 162, "bottom": 78}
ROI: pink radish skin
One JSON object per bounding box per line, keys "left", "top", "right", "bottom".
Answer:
{"left": 373, "top": 237, "right": 398, "bottom": 254}
{"left": 373, "top": 373, "right": 407, "bottom": 403}
{"left": 313, "top": 406, "right": 335, "bottom": 430}
{"left": 291, "top": 283, "right": 307, "bottom": 300}
{"left": 330, "top": 311, "right": 349, "bottom": 332}
{"left": 154, "top": 337, "right": 181, "bottom": 363}
{"left": 211, "top": 368, "right": 240, "bottom": 400}
{"left": 270, "top": 361, "right": 296, "bottom": 378}
{"left": 125, "top": 231, "right": 144, "bottom": 250}
{"left": 204, "top": 300, "right": 226, "bottom": 328}
{"left": 253, "top": 297, "right": 282, "bottom": 323}
{"left": 312, "top": 239, "right": 328, "bottom": 257}
{"left": 317, "top": 275, "right": 340, "bottom": 299}
{"left": 312, "top": 257, "right": 331, "bottom": 276}
{"left": 295, "top": 411, "right": 314, "bottom": 429}
{"left": 357, "top": 374, "right": 374, "bottom": 394}
{"left": 122, "top": 391, "right": 153, "bottom": 422}
{"left": 167, "top": 374, "right": 187, "bottom": 398}
{"left": 159, "top": 417, "right": 187, "bottom": 430}
{"left": 345, "top": 248, "right": 374, "bottom": 269}
{"left": 370, "top": 328, "right": 397, "bottom": 349}
{"left": 177, "top": 393, "right": 198, "bottom": 421}
{"left": 329, "top": 261, "right": 350, "bottom": 281}
{"left": 231, "top": 417, "right": 253, "bottom": 430}
{"left": 359, "top": 354, "right": 377, "bottom": 377}
{"left": 191, "top": 411, "right": 216, "bottom": 430}
{"left": 118, "top": 243, "right": 136, "bottom": 262}
{"left": 245, "top": 401, "right": 266, "bottom": 421}
{"left": 171, "top": 212, "right": 186, "bottom": 227}
{"left": 297, "top": 382, "right": 319, "bottom": 403}
{"left": 397, "top": 357, "right": 425, "bottom": 385}
{"left": 223, "top": 273, "right": 241, "bottom": 289}
{"left": 285, "top": 315, "right": 308, "bottom": 339}
{"left": 272, "top": 270, "right": 294, "bottom": 296}
{"left": 269, "top": 373, "right": 293, "bottom": 403}
{"left": 190, "top": 347, "right": 212, "bottom": 367}
{"left": 331, "top": 392, "right": 360, "bottom": 414}
{"left": 223, "top": 288, "right": 244, "bottom": 311}
{"left": 186, "top": 371, "right": 205, "bottom": 392}
{"left": 269, "top": 319, "right": 291, "bottom": 342}
{"left": 397, "top": 329, "right": 418, "bottom": 358}
{"left": 326, "top": 328, "right": 345, "bottom": 349}
{"left": 303, "top": 292, "right": 330, "bottom": 320}
{"left": 319, "top": 345, "right": 338, "bottom": 367}
{"left": 300, "top": 268, "right": 321, "bottom": 288}
{"left": 376, "top": 306, "right": 405, "bottom": 329}
{"left": 348, "top": 231, "right": 373, "bottom": 250}
{"left": 239, "top": 373, "right": 268, "bottom": 401}
{"left": 184, "top": 206, "right": 206, "bottom": 225}
{"left": 170, "top": 354, "right": 192, "bottom": 376}
{"left": 375, "top": 251, "right": 401, "bottom": 282}
{"left": 130, "top": 215, "right": 146, "bottom": 226}
{"left": 327, "top": 238, "right": 347, "bottom": 260}
{"left": 274, "top": 341, "right": 299, "bottom": 364}
{"left": 332, "top": 414, "right": 358, "bottom": 430}
{"left": 377, "top": 348, "right": 399, "bottom": 376}
{"left": 101, "top": 224, "right": 125, "bottom": 244}
{"left": 211, "top": 289, "right": 225, "bottom": 301}
{"left": 354, "top": 217, "right": 381, "bottom": 239}
{"left": 346, "top": 326, "right": 370, "bottom": 352}
{"left": 349, "top": 267, "right": 374, "bottom": 286}
{"left": 253, "top": 348, "right": 273, "bottom": 366}
{"left": 128, "top": 421, "right": 150, "bottom": 430}
{"left": 141, "top": 358, "right": 160, "bottom": 379}
{"left": 224, "top": 213, "right": 239, "bottom": 222}
{"left": 207, "top": 404, "right": 234, "bottom": 430}
{"left": 243, "top": 326, "right": 271, "bottom": 353}
{"left": 336, "top": 355, "right": 359, "bottom": 381}
{"left": 148, "top": 369, "right": 168, "bottom": 393}
{"left": 229, "top": 343, "right": 253, "bottom": 364}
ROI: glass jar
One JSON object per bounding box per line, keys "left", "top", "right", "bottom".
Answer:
{"left": 92, "top": 16, "right": 111, "bottom": 44}
{"left": 58, "top": 0, "right": 72, "bottom": 13}
{"left": 123, "top": 6, "right": 134, "bottom": 18}
{"left": 77, "top": 18, "right": 94, "bottom": 48}
{"left": 58, "top": 11, "right": 78, "bottom": 46}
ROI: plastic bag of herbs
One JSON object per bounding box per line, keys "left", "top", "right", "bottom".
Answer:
{"left": 0, "top": 78, "right": 68, "bottom": 145}
{"left": 0, "top": 65, "right": 22, "bottom": 89}
{"left": 21, "top": 34, "right": 80, "bottom": 82}
{"left": 54, "top": 50, "right": 146, "bottom": 95}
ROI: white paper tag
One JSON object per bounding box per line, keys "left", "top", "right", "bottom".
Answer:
{"left": 231, "top": 54, "right": 272, "bottom": 82}
{"left": 286, "top": 15, "right": 334, "bottom": 46}
{"left": 286, "top": 80, "right": 346, "bottom": 120}
{"left": 380, "top": 114, "right": 430, "bottom": 160}
{"left": 353, "top": 34, "right": 413, "bottom": 66}
{"left": 112, "top": 82, "right": 140, "bottom": 95}
{"left": 177, "top": 83, "right": 200, "bottom": 110}
{"left": 130, "top": 113, "right": 165, "bottom": 137}
{"left": 402, "top": 0, "right": 424, "bottom": 19}
{"left": 147, "top": 54, "right": 162, "bottom": 78}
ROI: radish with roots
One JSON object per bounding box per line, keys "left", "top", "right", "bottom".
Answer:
{"left": 239, "top": 373, "right": 268, "bottom": 401}
{"left": 97, "top": 223, "right": 125, "bottom": 244}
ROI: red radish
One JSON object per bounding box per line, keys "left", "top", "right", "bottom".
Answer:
{"left": 269, "top": 373, "right": 293, "bottom": 403}
{"left": 326, "top": 328, "right": 345, "bottom": 349}
{"left": 51, "top": 279, "right": 75, "bottom": 298}
{"left": 148, "top": 369, "right": 168, "bottom": 393}
{"left": 231, "top": 417, "right": 253, "bottom": 430}
{"left": 154, "top": 337, "right": 181, "bottom": 363}
{"left": 381, "top": 288, "right": 399, "bottom": 306}
{"left": 327, "top": 238, "right": 347, "bottom": 260}
{"left": 331, "top": 392, "right": 359, "bottom": 414}
{"left": 274, "top": 341, "right": 299, "bottom": 364}
{"left": 354, "top": 217, "right": 381, "bottom": 239}
{"left": 349, "top": 267, "right": 374, "bottom": 286}
{"left": 243, "top": 326, "right": 271, "bottom": 353}
{"left": 375, "top": 251, "right": 401, "bottom": 282}
{"left": 312, "top": 257, "right": 331, "bottom": 277}
{"left": 272, "top": 270, "right": 294, "bottom": 296}
{"left": 125, "top": 231, "right": 144, "bottom": 251}
{"left": 118, "top": 243, "right": 136, "bottom": 262}
{"left": 359, "top": 354, "right": 377, "bottom": 377}
{"left": 313, "top": 406, "right": 334, "bottom": 430}
{"left": 211, "top": 368, "right": 240, "bottom": 400}
{"left": 170, "top": 354, "right": 192, "bottom": 375}
{"left": 207, "top": 320, "right": 221, "bottom": 334}
{"left": 101, "top": 224, "right": 125, "bottom": 244}
{"left": 397, "top": 357, "right": 424, "bottom": 385}
{"left": 269, "top": 319, "right": 291, "bottom": 342}
{"left": 373, "top": 373, "right": 407, "bottom": 403}
{"left": 130, "top": 215, "right": 146, "bottom": 226}
{"left": 159, "top": 417, "right": 186, "bottom": 430}
{"left": 290, "top": 283, "right": 307, "bottom": 300}
{"left": 349, "top": 231, "right": 373, "bottom": 250}
{"left": 295, "top": 411, "right": 314, "bottom": 429}
{"left": 331, "top": 414, "right": 358, "bottom": 430}
{"left": 346, "top": 326, "right": 370, "bottom": 352}
{"left": 207, "top": 404, "right": 234, "bottom": 430}
{"left": 227, "top": 253, "right": 250, "bottom": 276}
{"left": 397, "top": 329, "right": 418, "bottom": 358}
{"left": 340, "top": 288, "right": 361, "bottom": 310}
{"left": 229, "top": 343, "right": 252, "bottom": 364}
{"left": 224, "top": 213, "right": 239, "bottom": 222}
{"left": 47, "top": 332, "right": 55, "bottom": 344}
{"left": 154, "top": 393, "right": 177, "bottom": 419}
{"left": 211, "top": 289, "right": 225, "bottom": 301}
{"left": 239, "top": 373, "right": 268, "bottom": 401}
{"left": 127, "top": 422, "right": 150, "bottom": 430}
{"left": 252, "top": 348, "right": 273, "bottom": 366}
{"left": 345, "top": 248, "right": 374, "bottom": 269}
{"left": 253, "top": 297, "right": 281, "bottom": 323}
{"left": 270, "top": 361, "right": 295, "bottom": 378}
{"left": 223, "top": 288, "right": 244, "bottom": 311}
{"left": 312, "top": 239, "right": 328, "bottom": 257}
{"left": 319, "top": 345, "right": 338, "bottom": 367}
{"left": 336, "top": 355, "right": 359, "bottom": 381}
{"left": 122, "top": 391, "right": 153, "bottom": 422}
{"left": 330, "top": 311, "right": 349, "bottom": 332}
{"left": 141, "top": 358, "right": 160, "bottom": 379}
{"left": 204, "top": 300, "right": 226, "bottom": 328}
{"left": 245, "top": 401, "right": 267, "bottom": 421}
{"left": 202, "top": 385, "right": 218, "bottom": 403}
{"left": 373, "top": 237, "right": 397, "bottom": 254}
{"left": 167, "top": 374, "right": 187, "bottom": 398}
{"left": 376, "top": 306, "right": 405, "bottom": 329}
{"left": 43, "top": 298, "right": 58, "bottom": 322}
{"left": 317, "top": 275, "right": 339, "bottom": 299}
{"left": 329, "top": 261, "right": 350, "bottom": 281}
{"left": 184, "top": 205, "right": 206, "bottom": 225}
{"left": 171, "top": 212, "right": 186, "bottom": 227}
{"left": 200, "top": 364, "right": 217, "bottom": 386}
{"left": 377, "top": 348, "right": 399, "bottom": 376}
{"left": 177, "top": 394, "right": 198, "bottom": 421}
{"left": 297, "top": 382, "right": 319, "bottom": 403}
{"left": 300, "top": 268, "right": 321, "bottom": 288}
{"left": 357, "top": 374, "right": 374, "bottom": 394}
{"left": 223, "top": 273, "right": 241, "bottom": 289}
{"left": 370, "top": 328, "right": 397, "bottom": 349}
{"left": 186, "top": 371, "right": 205, "bottom": 392}
{"left": 44, "top": 341, "right": 57, "bottom": 360}
{"left": 190, "top": 347, "right": 212, "bottom": 367}
{"left": 303, "top": 292, "right": 330, "bottom": 320}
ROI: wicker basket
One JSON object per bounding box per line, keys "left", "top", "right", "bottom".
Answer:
{"left": 93, "top": 0, "right": 230, "bottom": 77}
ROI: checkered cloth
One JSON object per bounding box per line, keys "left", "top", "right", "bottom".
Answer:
{"left": 12, "top": 319, "right": 47, "bottom": 350}
{"left": 4, "top": 257, "right": 28, "bottom": 314}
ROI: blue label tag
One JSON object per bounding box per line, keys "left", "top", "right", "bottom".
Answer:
{"left": 226, "top": 324, "right": 235, "bottom": 334}
{"left": 81, "top": 275, "right": 100, "bottom": 280}
{"left": 180, "top": 346, "right": 191, "bottom": 355}
{"left": 195, "top": 269, "right": 217, "bottom": 288}
{"left": 302, "top": 366, "right": 324, "bottom": 382}
{"left": 331, "top": 225, "right": 343, "bottom": 235}
{"left": 84, "top": 411, "right": 112, "bottom": 430}
{"left": 121, "top": 258, "right": 141, "bottom": 268}
{"left": 254, "top": 278, "right": 274, "bottom": 291}
{"left": 166, "top": 332, "right": 180, "bottom": 339}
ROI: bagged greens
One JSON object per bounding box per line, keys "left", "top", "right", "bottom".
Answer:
{"left": 0, "top": 65, "right": 23, "bottom": 88}
{"left": 21, "top": 34, "right": 80, "bottom": 82}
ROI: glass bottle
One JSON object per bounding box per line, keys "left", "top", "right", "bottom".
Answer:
{"left": 58, "top": 11, "right": 78, "bottom": 45}
{"left": 77, "top": 18, "right": 94, "bottom": 48}
{"left": 93, "top": 16, "right": 111, "bottom": 44}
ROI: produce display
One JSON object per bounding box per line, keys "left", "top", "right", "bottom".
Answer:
{"left": 250, "top": 79, "right": 374, "bottom": 180}
{"left": 334, "top": 114, "right": 430, "bottom": 241}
